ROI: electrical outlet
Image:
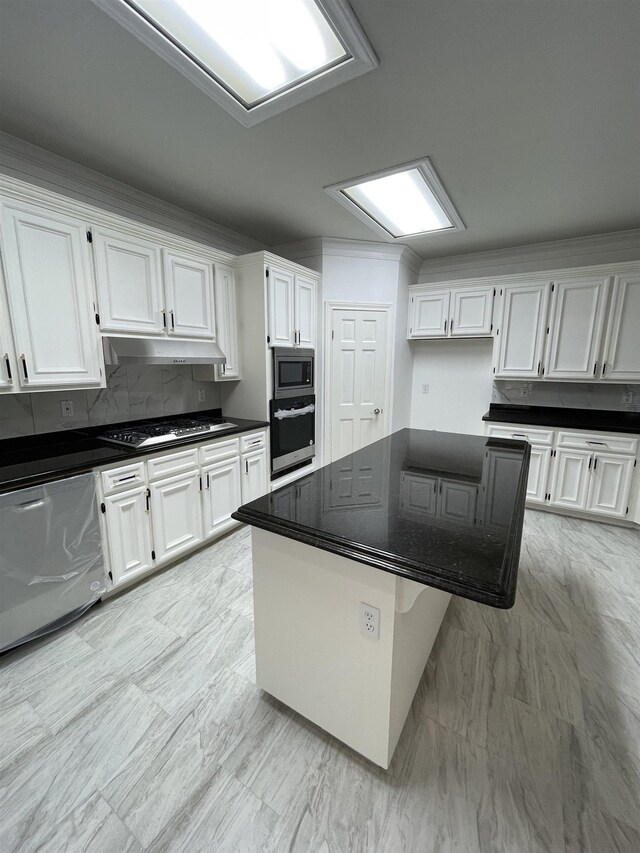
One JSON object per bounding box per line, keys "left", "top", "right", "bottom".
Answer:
{"left": 359, "top": 602, "right": 380, "bottom": 640}
{"left": 197, "top": 388, "right": 206, "bottom": 403}
{"left": 422, "top": 383, "right": 429, "bottom": 394}
{"left": 60, "top": 400, "right": 74, "bottom": 418}
{"left": 518, "top": 384, "right": 531, "bottom": 399}
{"left": 622, "top": 389, "right": 633, "bottom": 406}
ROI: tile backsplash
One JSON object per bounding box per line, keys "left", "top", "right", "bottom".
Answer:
{"left": 492, "top": 381, "right": 640, "bottom": 412}
{"left": 0, "top": 366, "right": 222, "bottom": 438}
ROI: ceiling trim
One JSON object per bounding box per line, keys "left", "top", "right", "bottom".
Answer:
{"left": 418, "top": 229, "right": 640, "bottom": 282}
{"left": 0, "top": 132, "right": 263, "bottom": 255}
{"left": 271, "top": 236, "right": 422, "bottom": 273}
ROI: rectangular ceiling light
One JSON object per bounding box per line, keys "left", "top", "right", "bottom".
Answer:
{"left": 92, "top": 0, "right": 378, "bottom": 126}
{"left": 325, "top": 158, "right": 466, "bottom": 240}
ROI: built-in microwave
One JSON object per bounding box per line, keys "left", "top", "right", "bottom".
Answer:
{"left": 273, "top": 348, "right": 314, "bottom": 399}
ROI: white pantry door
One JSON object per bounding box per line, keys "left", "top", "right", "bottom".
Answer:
{"left": 328, "top": 306, "right": 391, "bottom": 463}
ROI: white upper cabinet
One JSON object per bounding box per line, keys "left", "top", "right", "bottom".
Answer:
{"left": 0, "top": 200, "right": 103, "bottom": 390}
{"left": 0, "top": 270, "right": 16, "bottom": 392}
{"left": 294, "top": 274, "right": 316, "bottom": 348}
{"left": 267, "top": 264, "right": 317, "bottom": 348}
{"left": 601, "top": 273, "right": 640, "bottom": 381}
{"left": 494, "top": 282, "right": 550, "bottom": 379}
{"left": 163, "top": 250, "right": 215, "bottom": 339}
{"left": 213, "top": 264, "right": 240, "bottom": 380}
{"left": 93, "top": 228, "right": 164, "bottom": 335}
{"left": 544, "top": 275, "right": 610, "bottom": 380}
{"left": 408, "top": 284, "right": 494, "bottom": 339}
{"left": 449, "top": 286, "right": 494, "bottom": 337}
{"left": 268, "top": 266, "right": 296, "bottom": 347}
{"left": 409, "top": 291, "right": 449, "bottom": 338}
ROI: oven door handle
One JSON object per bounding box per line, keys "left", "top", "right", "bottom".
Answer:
{"left": 273, "top": 404, "right": 315, "bottom": 420}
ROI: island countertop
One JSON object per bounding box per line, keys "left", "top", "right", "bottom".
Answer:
{"left": 234, "top": 428, "right": 530, "bottom": 608}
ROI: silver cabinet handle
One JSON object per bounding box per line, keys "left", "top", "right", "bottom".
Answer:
{"left": 2, "top": 353, "right": 12, "bottom": 383}
{"left": 170, "top": 310, "right": 175, "bottom": 331}
{"left": 586, "top": 440, "right": 606, "bottom": 446}
{"left": 162, "top": 309, "right": 167, "bottom": 330}
{"left": 511, "top": 433, "right": 527, "bottom": 438}
{"left": 245, "top": 459, "right": 249, "bottom": 474}
{"left": 20, "top": 354, "right": 28, "bottom": 381}
{"left": 444, "top": 319, "right": 448, "bottom": 334}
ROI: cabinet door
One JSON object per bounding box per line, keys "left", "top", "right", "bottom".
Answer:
{"left": 241, "top": 448, "right": 268, "bottom": 504}
{"left": 214, "top": 264, "right": 240, "bottom": 380}
{"left": 544, "top": 276, "right": 610, "bottom": 380}
{"left": 549, "top": 449, "right": 591, "bottom": 511}
{"left": 268, "top": 266, "right": 295, "bottom": 347}
{"left": 449, "top": 287, "right": 494, "bottom": 337}
{"left": 439, "top": 480, "right": 478, "bottom": 523}
{"left": 104, "top": 487, "right": 154, "bottom": 586}
{"left": 93, "top": 228, "right": 165, "bottom": 335}
{"left": 163, "top": 250, "right": 215, "bottom": 339}
{"left": 481, "top": 449, "right": 524, "bottom": 528}
{"left": 0, "top": 273, "right": 16, "bottom": 392}
{"left": 202, "top": 457, "right": 241, "bottom": 538}
{"left": 399, "top": 472, "right": 438, "bottom": 519}
{"left": 586, "top": 454, "right": 634, "bottom": 518}
{"left": 526, "top": 446, "right": 552, "bottom": 504}
{"left": 0, "top": 201, "right": 103, "bottom": 388}
{"left": 494, "top": 282, "right": 550, "bottom": 378}
{"left": 294, "top": 275, "right": 316, "bottom": 348}
{"left": 150, "top": 469, "right": 203, "bottom": 563}
{"left": 408, "top": 291, "right": 450, "bottom": 338}
{"left": 601, "top": 272, "right": 640, "bottom": 381}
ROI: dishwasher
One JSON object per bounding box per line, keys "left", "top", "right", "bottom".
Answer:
{"left": 0, "top": 472, "right": 106, "bottom": 653}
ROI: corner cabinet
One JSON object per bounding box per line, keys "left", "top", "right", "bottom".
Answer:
{"left": 0, "top": 199, "right": 104, "bottom": 390}
{"left": 267, "top": 264, "right": 317, "bottom": 348}
{"left": 601, "top": 273, "right": 640, "bottom": 381}
{"left": 408, "top": 284, "right": 494, "bottom": 339}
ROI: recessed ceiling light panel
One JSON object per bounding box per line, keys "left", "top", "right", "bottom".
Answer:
{"left": 325, "top": 158, "right": 465, "bottom": 241}
{"left": 91, "top": 0, "right": 378, "bottom": 125}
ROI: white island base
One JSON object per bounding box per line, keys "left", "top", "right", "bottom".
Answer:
{"left": 251, "top": 528, "right": 451, "bottom": 769}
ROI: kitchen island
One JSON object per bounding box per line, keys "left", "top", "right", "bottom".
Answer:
{"left": 233, "top": 429, "right": 530, "bottom": 768}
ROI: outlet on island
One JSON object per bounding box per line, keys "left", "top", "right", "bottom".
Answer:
{"left": 359, "top": 602, "right": 380, "bottom": 640}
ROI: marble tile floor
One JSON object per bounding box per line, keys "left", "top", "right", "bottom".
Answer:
{"left": 1, "top": 511, "right": 639, "bottom": 853}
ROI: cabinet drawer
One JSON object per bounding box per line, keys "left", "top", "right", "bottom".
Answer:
{"left": 200, "top": 437, "right": 240, "bottom": 465}
{"left": 101, "top": 462, "right": 146, "bottom": 494}
{"left": 241, "top": 431, "right": 266, "bottom": 453}
{"left": 486, "top": 424, "right": 554, "bottom": 445}
{"left": 556, "top": 432, "right": 638, "bottom": 455}
{"left": 147, "top": 448, "right": 199, "bottom": 481}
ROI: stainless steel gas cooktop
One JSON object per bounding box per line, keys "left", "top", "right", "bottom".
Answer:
{"left": 98, "top": 417, "right": 237, "bottom": 448}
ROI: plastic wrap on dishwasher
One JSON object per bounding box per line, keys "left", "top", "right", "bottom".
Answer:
{"left": 0, "top": 472, "right": 106, "bottom": 653}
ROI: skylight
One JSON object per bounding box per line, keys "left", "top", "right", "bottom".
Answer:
{"left": 92, "top": 0, "right": 378, "bottom": 126}
{"left": 325, "top": 158, "right": 466, "bottom": 241}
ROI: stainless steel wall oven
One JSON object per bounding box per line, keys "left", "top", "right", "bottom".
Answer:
{"left": 270, "top": 394, "right": 315, "bottom": 476}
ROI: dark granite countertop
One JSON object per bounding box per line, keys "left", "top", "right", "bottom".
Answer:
{"left": 234, "top": 429, "right": 530, "bottom": 609}
{"left": 0, "top": 410, "right": 269, "bottom": 494}
{"left": 483, "top": 404, "right": 640, "bottom": 434}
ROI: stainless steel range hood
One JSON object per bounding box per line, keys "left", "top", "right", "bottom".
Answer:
{"left": 103, "top": 337, "right": 227, "bottom": 366}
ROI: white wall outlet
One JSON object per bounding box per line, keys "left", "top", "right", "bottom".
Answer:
{"left": 622, "top": 389, "right": 633, "bottom": 406}
{"left": 518, "top": 384, "right": 531, "bottom": 399}
{"left": 422, "top": 383, "right": 429, "bottom": 394}
{"left": 359, "top": 602, "right": 380, "bottom": 640}
{"left": 197, "top": 388, "right": 206, "bottom": 403}
{"left": 60, "top": 400, "right": 74, "bottom": 418}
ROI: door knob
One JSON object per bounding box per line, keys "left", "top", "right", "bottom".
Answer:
{"left": 373, "top": 408, "right": 381, "bottom": 415}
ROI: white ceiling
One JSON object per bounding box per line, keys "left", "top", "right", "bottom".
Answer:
{"left": 0, "top": 0, "right": 639, "bottom": 259}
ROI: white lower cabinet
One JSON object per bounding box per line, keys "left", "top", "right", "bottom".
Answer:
{"left": 241, "top": 447, "right": 268, "bottom": 504}
{"left": 586, "top": 454, "right": 635, "bottom": 517}
{"left": 103, "top": 486, "right": 154, "bottom": 585}
{"left": 150, "top": 469, "right": 203, "bottom": 563}
{"left": 202, "top": 457, "right": 241, "bottom": 537}
{"left": 487, "top": 422, "right": 637, "bottom": 520}
{"left": 549, "top": 449, "right": 592, "bottom": 511}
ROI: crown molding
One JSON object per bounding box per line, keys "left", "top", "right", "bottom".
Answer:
{"left": 0, "top": 131, "right": 264, "bottom": 256}
{"left": 271, "top": 236, "right": 421, "bottom": 274}
{"left": 418, "top": 229, "right": 640, "bottom": 282}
